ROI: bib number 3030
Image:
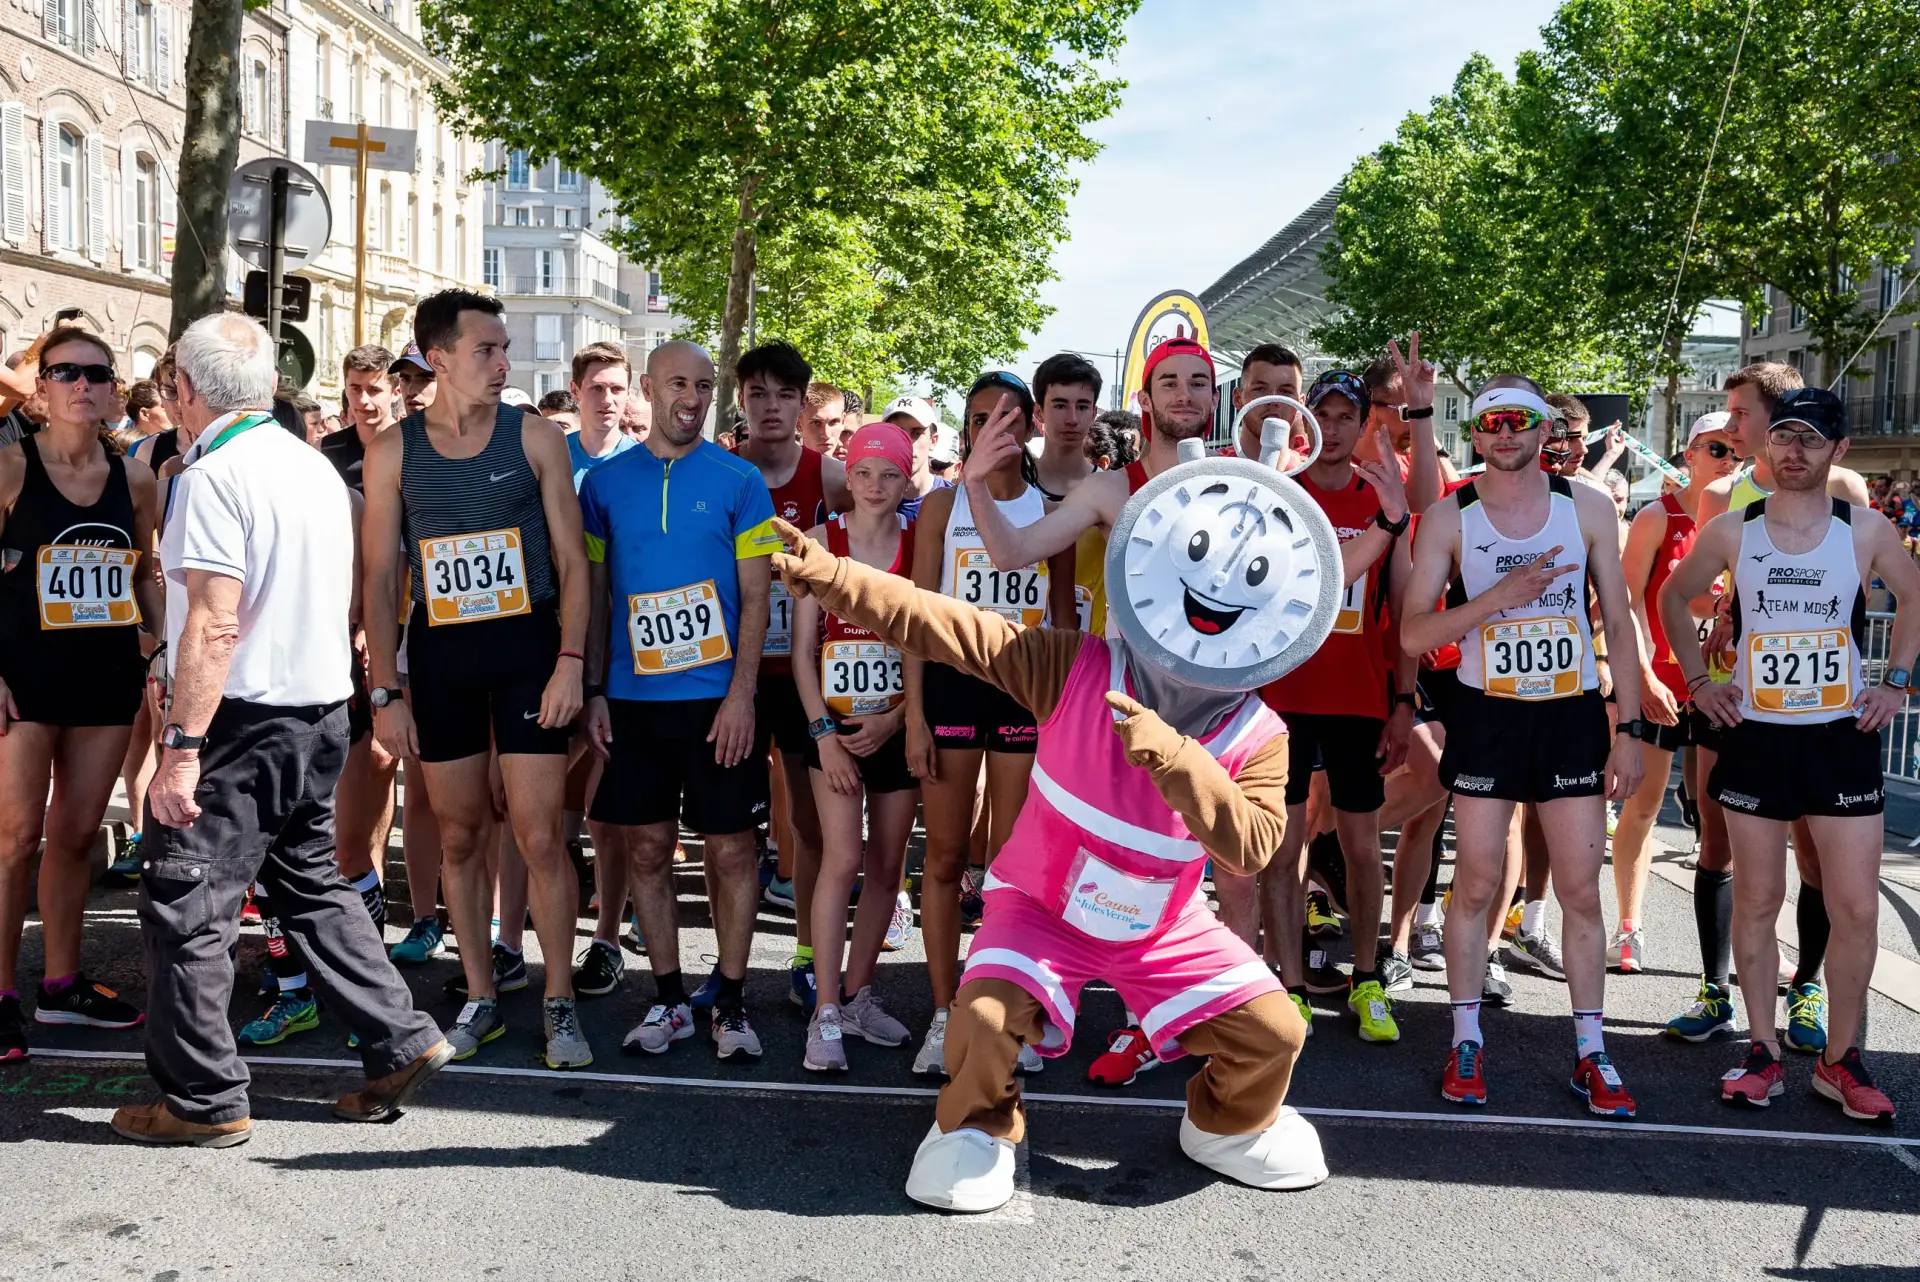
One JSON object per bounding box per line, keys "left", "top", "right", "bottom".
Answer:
{"left": 629, "top": 580, "right": 731, "bottom": 675}
{"left": 1748, "top": 630, "right": 1851, "bottom": 714}
{"left": 954, "top": 550, "right": 1047, "bottom": 627}
{"left": 1481, "top": 616, "right": 1583, "bottom": 700}
{"left": 421, "top": 528, "right": 530, "bottom": 625}
{"left": 37, "top": 545, "right": 140, "bottom": 629}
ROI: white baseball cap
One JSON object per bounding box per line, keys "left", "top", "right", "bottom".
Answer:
{"left": 928, "top": 426, "right": 959, "bottom": 465}
{"left": 500, "top": 387, "right": 534, "bottom": 408}
{"left": 881, "top": 395, "right": 938, "bottom": 431}
{"left": 1686, "top": 410, "right": 1732, "bottom": 445}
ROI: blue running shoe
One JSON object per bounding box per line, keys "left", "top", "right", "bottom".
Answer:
{"left": 105, "top": 832, "right": 143, "bottom": 886}
{"left": 764, "top": 875, "right": 795, "bottom": 909}
{"left": 1664, "top": 981, "right": 1735, "bottom": 1042}
{"left": 390, "top": 917, "right": 446, "bottom": 965}
{"left": 238, "top": 991, "right": 318, "bottom": 1046}
{"left": 789, "top": 958, "right": 817, "bottom": 1016}
{"left": 1783, "top": 981, "right": 1827, "bottom": 1054}
{"left": 688, "top": 968, "right": 723, "bottom": 1010}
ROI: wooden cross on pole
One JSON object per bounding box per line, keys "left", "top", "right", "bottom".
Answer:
{"left": 325, "top": 122, "right": 387, "bottom": 347}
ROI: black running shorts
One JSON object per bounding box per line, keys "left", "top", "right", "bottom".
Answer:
{"left": 404, "top": 599, "right": 572, "bottom": 762}
{"left": 590, "top": 696, "right": 771, "bottom": 833}
{"left": 1281, "top": 712, "right": 1387, "bottom": 811}
{"left": 921, "top": 662, "right": 1036, "bottom": 753}
{"left": 1708, "top": 717, "right": 1884, "bottom": 821}
{"left": 1440, "top": 686, "right": 1610, "bottom": 804}
{"left": 1415, "top": 666, "right": 1463, "bottom": 730}
{"left": 755, "top": 674, "right": 811, "bottom": 756}
{"left": 801, "top": 726, "right": 918, "bottom": 795}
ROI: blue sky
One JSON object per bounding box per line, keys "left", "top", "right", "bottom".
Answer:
{"left": 1012, "top": 0, "right": 1565, "bottom": 374}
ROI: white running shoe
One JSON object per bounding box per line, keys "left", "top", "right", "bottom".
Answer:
{"left": 1609, "top": 925, "right": 1647, "bottom": 974}
{"left": 622, "top": 1002, "right": 694, "bottom": 1055}
{"left": 912, "top": 1007, "right": 950, "bottom": 1077}
{"left": 882, "top": 890, "right": 916, "bottom": 952}
{"left": 542, "top": 997, "right": 593, "bottom": 1070}
{"left": 841, "top": 986, "right": 910, "bottom": 1046}
{"left": 804, "top": 1005, "right": 848, "bottom": 1073}
{"left": 1179, "top": 1106, "right": 1328, "bottom": 1190}
{"left": 712, "top": 1006, "right": 763, "bottom": 1061}
{"left": 1015, "top": 1041, "right": 1043, "bottom": 1075}
{"left": 904, "top": 1122, "right": 1015, "bottom": 1212}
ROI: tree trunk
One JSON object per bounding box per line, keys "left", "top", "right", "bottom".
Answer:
{"left": 712, "top": 178, "right": 761, "bottom": 434}
{"left": 168, "top": 0, "right": 247, "bottom": 342}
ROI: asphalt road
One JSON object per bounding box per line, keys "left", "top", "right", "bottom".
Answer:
{"left": 4, "top": 821, "right": 1918, "bottom": 1281}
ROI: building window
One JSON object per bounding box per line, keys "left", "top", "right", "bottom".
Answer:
{"left": 556, "top": 167, "right": 580, "bottom": 192}
{"left": 454, "top": 215, "right": 466, "bottom": 279}
{"left": 1443, "top": 395, "right": 1460, "bottom": 423}
{"left": 482, "top": 246, "right": 500, "bottom": 288}
{"left": 350, "top": 55, "right": 364, "bottom": 120}
{"left": 378, "top": 71, "right": 392, "bottom": 127}
{"left": 538, "top": 249, "right": 557, "bottom": 293}
{"left": 247, "top": 59, "right": 269, "bottom": 137}
{"left": 1788, "top": 349, "right": 1804, "bottom": 372}
{"left": 1883, "top": 265, "right": 1906, "bottom": 313}
{"left": 53, "top": 125, "right": 80, "bottom": 251}
{"left": 1837, "top": 265, "right": 1855, "bottom": 297}
{"left": 132, "top": 154, "right": 160, "bottom": 271}
{"left": 558, "top": 206, "right": 575, "bottom": 228}
{"left": 506, "top": 149, "right": 530, "bottom": 190}
{"left": 378, "top": 180, "right": 392, "bottom": 251}
{"left": 45, "top": 0, "right": 77, "bottom": 47}
{"left": 535, "top": 314, "right": 561, "bottom": 361}
{"left": 511, "top": 205, "right": 530, "bottom": 227}
{"left": 432, "top": 204, "right": 443, "bottom": 273}
{"left": 314, "top": 34, "right": 331, "bottom": 115}
{"left": 129, "top": 1, "right": 157, "bottom": 83}
{"left": 646, "top": 270, "right": 666, "bottom": 312}
{"left": 1790, "top": 300, "right": 1806, "bottom": 330}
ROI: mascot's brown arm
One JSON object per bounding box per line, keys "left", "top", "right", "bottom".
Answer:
{"left": 773, "top": 518, "right": 1085, "bottom": 722}
{"left": 1105, "top": 692, "right": 1289, "bottom": 878}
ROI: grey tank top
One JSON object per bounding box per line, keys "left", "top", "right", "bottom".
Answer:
{"left": 401, "top": 403, "right": 556, "bottom": 607}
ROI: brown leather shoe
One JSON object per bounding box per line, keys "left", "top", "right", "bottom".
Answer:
{"left": 111, "top": 1101, "right": 251, "bottom": 1148}
{"left": 334, "top": 1039, "right": 455, "bottom": 1122}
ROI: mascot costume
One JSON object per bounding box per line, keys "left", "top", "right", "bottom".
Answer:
{"left": 770, "top": 347, "right": 1345, "bottom": 1212}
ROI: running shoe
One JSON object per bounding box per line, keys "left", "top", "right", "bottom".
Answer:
{"left": 1409, "top": 919, "right": 1445, "bottom": 971}
{"left": 358, "top": 877, "right": 387, "bottom": 932}
{"left": 572, "top": 939, "right": 625, "bottom": 998}
{"left": 389, "top": 917, "right": 446, "bottom": 965}
{"left": 757, "top": 840, "right": 776, "bottom": 888}
{"left": 804, "top": 1005, "right": 848, "bottom": 1073}
{"left": 1609, "top": 925, "right": 1647, "bottom": 975}
{"left": 1378, "top": 948, "right": 1414, "bottom": 994}
{"left": 1442, "top": 1040, "right": 1487, "bottom": 1106}
{"left": 1348, "top": 979, "right": 1399, "bottom": 1043}
{"left": 1306, "top": 832, "right": 1349, "bottom": 916}
{"left": 446, "top": 998, "right": 504, "bottom": 1061}
{"left": 789, "top": 957, "right": 818, "bottom": 1016}
{"left": 913, "top": 1007, "right": 950, "bottom": 1077}
{"left": 104, "top": 832, "right": 143, "bottom": 886}
{"left": 623, "top": 1002, "right": 694, "bottom": 1055}
{"left": 712, "top": 1007, "right": 763, "bottom": 1061}
{"left": 34, "top": 974, "right": 143, "bottom": 1028}
{"left": 1087, "top": 1026, "right": 1158, "bottom": 1086}
{"left": 1015, "top": 1041, "right": 1043, "bottom": 1075}
{"left": 237, "top": 991, "right": 319, "bottom": 1046}
{"left": 1783, "top": 981, "right": 1828, "bottom": 1054}
{"left": 1720, "top": 1040, "right": 1785, "bottom": 1109}
{"left": 1569, "top": 1051, "right": 1636, "bottom": 1117}
{"left": 688, "top": 967, "right": 723, "bottom": 1010}
{"left": 443, "top": 943, "right": 530, "bottom": 999}
{"left": 622, "top": 909, "right": 644, "bottom": 954}
{"left": 1665, "top": 981, "right": 1736, "bottom": 1042}
{"left": 958, "top": 867, "right": 986, "bottom": 929}
{"left": 1605, "top": 803, "right": 1618, "bottom": 839}
{"left": 1, "top": 995, "right": 30, "bottom": 1061}
{"left": 882, "top": 890, "right": 916, "bottom": 952}
{"left": 763, "top": 874, "right": 796, "bottom": 909}
{"left": 1812, "top": 1048, "right": 1896, "bottom": 1124}
{"left": 1482, "top": 956, "right": 1514, "bottom": 1008}
{"left": 240, "top": 892, "right": 261, "bottom": 924}
{"left": 1508, "top": 926, "right": 1566, "bottom": 980}
{"left": 1303, "top": 944, "right": 1347, "bottom": 995}
{"left": 542, "top": 997, "right": 593, "bottom": 1070}
{"left": 1289, "top": 991, "right": 1314, "bottom": 1040}
{"left": 841, "top": 986, "right": 910, "bottom": 1046}
{"left": 1501, "top": 900, "right": 1523, "bottom": 941}
{"left": 1305, "top": 889, "right": 1343, "bottom": 939}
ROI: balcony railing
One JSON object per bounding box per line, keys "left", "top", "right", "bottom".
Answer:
{"left": 1845, "top": 393, "right": 1919, "bottom": 438}
{"left": 501, "top": 276, "right": 630, "bottom": 310}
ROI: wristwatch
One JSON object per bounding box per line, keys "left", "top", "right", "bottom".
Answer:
{"left": 1616, "top": 718, "right": 1647, "bottom": 742}
{"left": 807, "top": 716, "right": 839, "bottom": 741}
{"left": 1374, "top": 508, "right": 1410, "bottom": 537}
{"left": 1391, "top": 692, "right": 1417, "bottom": 712}
{"left": 368, "top": 686, "right": 403, "bottom": 708}
{"left": 1889, "top": 667, "right": 1912, "bottom": 691}
{"left": 160, "top": 724, "right": 204, "bottom": 751}
{"left": 583, "top": 683, "right": 606, "bottom": 701}
{"left": 1404, "top": 405, "right": 1434, "bottom": 420}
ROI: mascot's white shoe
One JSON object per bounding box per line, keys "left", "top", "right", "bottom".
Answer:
{"left": 1179, "top": 1106, "right": 1328, "bottom": 1190}
{"left": 905, "top": 1122, "right": 1016, "bottom": 1212}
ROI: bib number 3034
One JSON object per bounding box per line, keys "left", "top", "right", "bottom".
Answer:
{"left": 421, "top": 529, "right": 530, "bottom": 625}
{"left": 37, "top": 545, "right": 140, "bottom": 629}
{"left": 1481, "top": 616, "right": 1583, "bottom": 700}
{"left": 954, "top": 550, "right": 1047, "bottom": 627}
{"left": 629, "top": 580, "right": 731, "bottom": 675}
{"left": 822, "top": 640, "right": 904, "bottom": 718}
{"left": 1748, "top": 630, "right": 1851, "bottom": 714}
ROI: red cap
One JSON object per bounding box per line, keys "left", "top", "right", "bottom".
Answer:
{"left": 1137, "top": 337, "right": 1216, "bottom": 439}
{"left": 844, "top": 422, "right": 914, "bottom": 477}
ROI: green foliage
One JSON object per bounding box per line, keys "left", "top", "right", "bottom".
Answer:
{"left": 423, "top": 0, "right": 1136, "bottom": 401}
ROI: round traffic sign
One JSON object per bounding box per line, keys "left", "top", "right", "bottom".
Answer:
{"left": 227, "top": 158, "right": 332, "bottom": 272}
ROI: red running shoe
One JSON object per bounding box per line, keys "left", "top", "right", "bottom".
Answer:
{"left": 1720, "top": 1041, "right": 1785, "bottom": 1109}
{"left": 1570, "top": 1051, "right": 1637, "bottom": 1118}
{"left": 1087, "top": 1026, "right": 1158, "bottom": 1087}
{"left": 1813, "top": 1047, "right": 1896, "bottom": 1125}
{"left": 1441, "top": 1040, "right": 1487, "bottom": 1106}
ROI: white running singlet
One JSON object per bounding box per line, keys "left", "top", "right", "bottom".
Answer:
{"left": 940, "top": 482, "right": 1052, "bottom": 628}
{"left": 1455, "top": 474, "right": 1598, "bottom": 699}
{"left": 1729, "top": 497, "right": 1864, "bottom": 725}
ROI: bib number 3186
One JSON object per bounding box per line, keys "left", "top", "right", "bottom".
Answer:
{"left": 629, "top": 580, "right": 731, "bottom": 675}
{"left": 954, "top": 550, "right": 1047, "bottom": 628}
{"left": 1481, "top": 616, "right": 1583, "bottom": 700}
{"left": 421, "top": 528, "right": 530, "bottom": 625}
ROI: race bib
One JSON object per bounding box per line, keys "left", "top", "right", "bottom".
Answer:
{"left": 1074, "top": 584, "right": 1093, "bottom": 632}
{"left": 764, "top": 580, "right": 793, "bottom": 658}
{"left": 628, "top": 580, "right": 731, "bottom": 676}
{"left": 1481, "top": 616, "right": 1584, "bottom": 701}
{"left": 1747, "top": 629, "right": 1851, "bottom": 715}
{"left": 420, "top": 528, "right": 531, "bottom": 625}
{"left": 821, "top": 639, "right": 904, "bottom": 718}
{"left": 1332, "top": 574, "right": 1367, "bottom": 635}
{"left": 37, "top": 546, "right": 139, "bottom": 629}
{"left": 952, "top": 549, "right": 1047, "bottom": 627}
{"left": 1061, "top": 848, "right": 1177, "bottom": 942}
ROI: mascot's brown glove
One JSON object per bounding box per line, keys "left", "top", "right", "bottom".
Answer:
{"left": 1104, "top": 691, "right": 1187, "bottom": 772}
{"left": 771, "top": 517, "right": 841, "bottom": 601}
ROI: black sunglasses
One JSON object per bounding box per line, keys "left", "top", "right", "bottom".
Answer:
{"left": 44, "top": 362, "right": 116, "bottom": 385}
{"left": 1698, "top": 440, "right": 1733, "bottom": 459}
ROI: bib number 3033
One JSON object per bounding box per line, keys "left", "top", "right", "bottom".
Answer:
{"left": 822, "top": 640, "right": 904, "bottom": 718}
{"left": 1748, "top": 630, "right": 1851, "bottom": 714}
{"left": 1481, "top": 616, "right": 1583, "bottom": 700}
{"left": 37, "top": 545, "right": 140, "bottom": 629}
{"left": 629, "top": 580, "right": 731, "bottom": 675}
{"left": 421, "top": 528, "right": 530, "bottom": 625}
{"left": 954, "top": 550, "right": 1047, "bottom": 628}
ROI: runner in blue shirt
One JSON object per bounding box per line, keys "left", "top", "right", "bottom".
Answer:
{"left": 566, "top": 342, "right": 638, "bottom": 492}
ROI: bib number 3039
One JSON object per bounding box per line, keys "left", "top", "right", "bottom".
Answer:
{"left": 421, "top": 528, "right": 530, "bottom": 625}
{"left": 37, "top": 545, "right": 140, "bottom": 629}
{"left": 629, "top": 580, "right": 731, "bottom": 675}
{"left": 822, "top": 640, "right": 904, "bottom": 718}
{"left": 954, "top": 550, "right": 1047, "bottom": 627}
{"left": 1748, "top": 629, "right": 1851, "bottom": 714}
{"left": 1481, "top": 616, "right": 1583, "bottom": 700}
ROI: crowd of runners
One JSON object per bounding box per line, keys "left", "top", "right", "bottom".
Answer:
{"left": 0, "top": 287, "right": 1909, "bottom": 1136}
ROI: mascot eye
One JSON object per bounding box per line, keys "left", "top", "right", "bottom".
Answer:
{"left": 1245, "top": 556, "right": 1269, "bottom": 587}
{"left": 1186, "top": 530, "right": 1210, "bottom": 562}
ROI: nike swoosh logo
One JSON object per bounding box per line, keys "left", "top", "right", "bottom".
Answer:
{"left": 489, "top": 471, "right": 516, "bottom": 483}
{"left": 522, "top": 711, "right": 539, "bottom": 720}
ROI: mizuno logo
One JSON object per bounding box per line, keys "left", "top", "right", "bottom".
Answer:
{"left": 1474, "top": 542, "right": 1496, "bottom": 554}
{"left": 489, "top": 471, "right": 516, "bottom": 483}
{"left": 1749, "top": 552, "right": 1771, "bottom": 563}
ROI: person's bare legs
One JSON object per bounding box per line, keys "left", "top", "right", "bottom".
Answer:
{"left": 1336, "top": 807, "right": 1384, "bottom": 973}
{"left": 1531, "top": 795, "right": 1608, "bottom": 1014}
{"left": 1801, "top": 813, "right": 1882, "bottom": 1058}
{"left": 704, "top": 829, "right": 760, "bottom": 982}
{"left": 1723, "top": 812, "right": 1789, "bottom": 1051}
{"left": 400, "top": 751, "right": 445, "bottom": 925}
{"left": 334, "top": 733, "right": 398, "bottom": 883}
{"left": 627, "top": 822, "right": 683, "bottom": 981}
{"left": 119, "top": 699, "right": 155, "bottom": 845}
{"left": 781, "top": 749, "right": 822, "bottom": 956}
{"left": 844, "top": 790, "right": 917, "bottom": 999}
{"left": 1389, "top": 799, "right": 1447, "bottom": 954}
{"left": 38, "top": 725, "right": 133, "bottom": 981}
{"left": 809, "top": 774, "right": 868, "bottom": 1015}
{"left": 420, "top": 754, "right": 498, "bottom": 999}
{"left": 1214, "top": 869, "right": 1260, "bottom": 948}
{"left": 498, "top": 753, "right": 579, "bottom": 999}
{"left": 922, "top": 749, "right": 984, "bottom": 1009}
{"left": 1611, "top": 743, "right": 1674, "bottom": 931}
{"left": 0, "top": 725, "right": 58, "bottom": 993}
{"left": 1387, "top": 722, "right": 1449, "bottom": 955}
{"left": 1444, "top": 797, "right": 1516, "bottom": 1004}
{"left": 1492, "top": 810, "right": 1525, "bottom": 946}
{"left": 494, "top": 821, "right": 528, "bottom": 953}
{"left": 982, "top": 751, "right": 1032, "bottom": 865}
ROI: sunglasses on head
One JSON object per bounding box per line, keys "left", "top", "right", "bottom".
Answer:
{"left": 43, "top": 362, "right": 116, "bottom": 386}
{"left": 1471, "top": 408, "right": 1545, "bottom": 436}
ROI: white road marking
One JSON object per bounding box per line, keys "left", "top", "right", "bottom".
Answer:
{"left": 30, "top": 1047, "right": 1920, "bottom": 1152}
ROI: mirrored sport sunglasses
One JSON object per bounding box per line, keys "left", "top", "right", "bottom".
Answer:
{"left": 43, "top": 361, "right": 117, "bottom": 385}
{"left": 1471, "top": 407, "right": 1545, "bottom": 436}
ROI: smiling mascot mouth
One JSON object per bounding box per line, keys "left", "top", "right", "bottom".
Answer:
{"left": 1182, "top": 586, "right": 1246, "bottom": 635}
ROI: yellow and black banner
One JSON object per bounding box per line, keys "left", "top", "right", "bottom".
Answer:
{"left": 1119, "top": 289, "right": 1210, "bottom": 411}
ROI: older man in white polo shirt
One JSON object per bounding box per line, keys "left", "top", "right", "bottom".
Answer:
{"left": 111, "top": 314, "right": 448, "bottom": 1148}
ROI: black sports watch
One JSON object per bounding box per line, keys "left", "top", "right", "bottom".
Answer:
{"left": 583, "top": 683, "right": 606, "bottom": 701}
{"left": 1374, "top": 508, "right": 1411, "bottom": 537}
{"left": 368, "top": 686, "right": 403, "bottom": 709}
{"left": 1405, "top": 405, "right": 1435, "bottom": 420}
{"left": 807, "top": 716, "right": 839, "bottom": 741}
{"left": 1888, "top": 667, "right": 1912, "bottom": 691}
{"left": 1391, "top": 692, "right": 1417, "bottom": 712}
{"left": 1616, "top": 718, "right": 1647, "bottom": 742}
{"left": 160, "top": 724, "right": 204, "bottom": 751}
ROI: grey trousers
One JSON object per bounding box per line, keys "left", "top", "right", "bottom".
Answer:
{"left": 138, "top": 697, "right": 442, "bottom": 1125}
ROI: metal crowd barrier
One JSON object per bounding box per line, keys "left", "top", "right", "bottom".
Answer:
{"left": 1862, "top": 611, "right": 1920, "bottom": 783}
